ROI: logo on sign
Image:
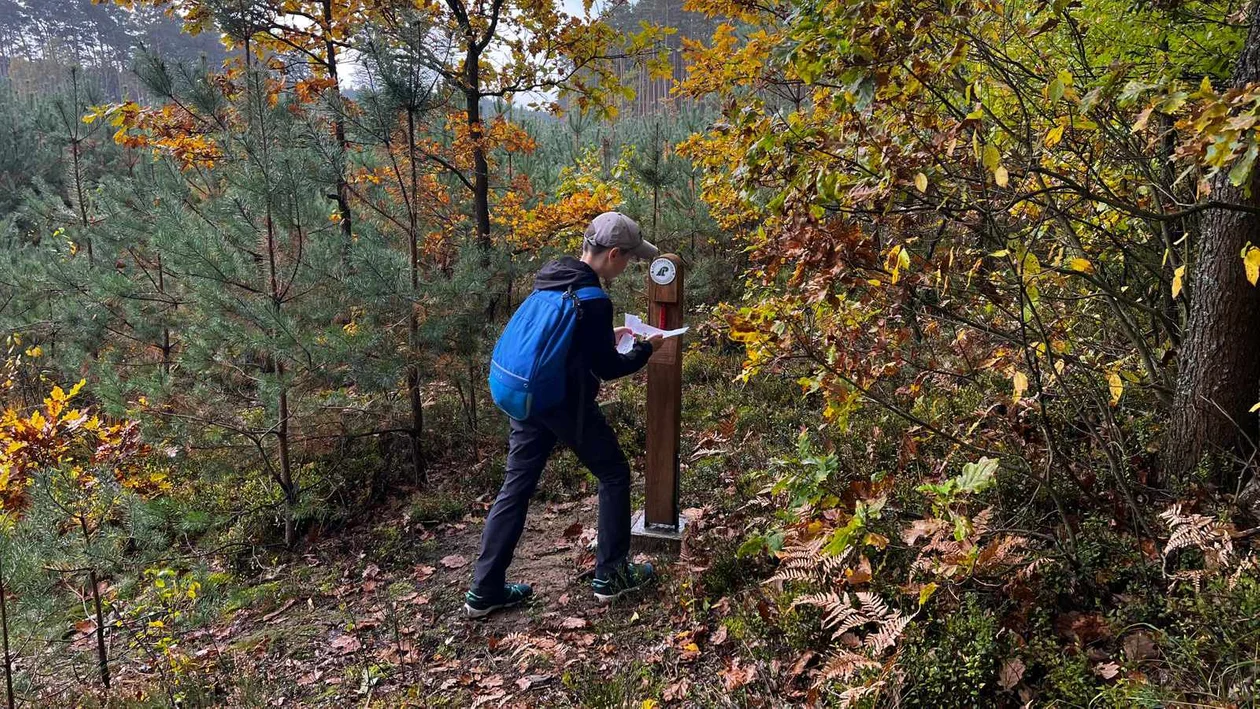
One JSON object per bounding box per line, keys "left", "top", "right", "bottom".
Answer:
{"left": 650, "top": 257, "right": 676, "bottom": 285}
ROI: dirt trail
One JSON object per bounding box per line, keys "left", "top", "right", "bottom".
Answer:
{"left": 165, "top": 494, "right": 690, "bottom": 707}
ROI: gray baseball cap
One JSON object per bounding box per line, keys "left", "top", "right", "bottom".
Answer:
{"left": 583, "top": 212, "right": 659, "bottom": 260}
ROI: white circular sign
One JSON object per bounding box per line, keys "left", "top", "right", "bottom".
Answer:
{"left": 650, "top": 257, "right": 676, "bottom": 285}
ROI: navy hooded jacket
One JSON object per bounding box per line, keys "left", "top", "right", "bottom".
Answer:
{"left": 531, "top": 256, "right": 654, "bottom": 412}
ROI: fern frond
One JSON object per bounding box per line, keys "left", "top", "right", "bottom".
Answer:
{"left": 855, "top": 591, "right": 891, "bottom": 620}
{"left": 975, "top": 534, "right": 1029, "bottom": 571}
{"left": 835, "top": 682, "right": 884, "bottom": 708}
{"left": 817, "top": 650, "right": 880, "bottom": 684}
{"left": 971, "top": 507, "right": 994, "bottom": 535}
{"left": 865, "top": 613, "right": 910, "bottom": 654}
{"left": 1160, "top": 503, "right": 1234, "bottom": 578}
{"left": 768, "top": 535, "right": 854, "bottom": 586}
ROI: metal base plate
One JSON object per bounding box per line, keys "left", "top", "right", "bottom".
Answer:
{"left": 630, "top": 510, "right": 687, "bottom": 553}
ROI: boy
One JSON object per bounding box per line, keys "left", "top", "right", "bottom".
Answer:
{"left": 465, "top": 212, "right": 664, "bottom": 619}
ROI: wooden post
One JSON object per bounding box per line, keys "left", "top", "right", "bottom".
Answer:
{"left": 632, "top": 254, "right": 686, "bottom": 550}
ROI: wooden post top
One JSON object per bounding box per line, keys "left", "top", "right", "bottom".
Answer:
{"left": 647, "top": 253, "right": 684, "bottom": 305}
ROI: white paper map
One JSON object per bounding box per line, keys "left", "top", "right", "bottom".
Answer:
{"left": 617, "top": 314, "right": 689, "bottom": 353}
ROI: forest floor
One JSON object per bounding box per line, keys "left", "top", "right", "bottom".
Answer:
{"left": 113, "top": 493, "right": 795, "bottom": 708}
{"left": 219, "top": 495, "right": 705, "bottom": 707}
{"left": 39, "top": 356, "right": 818, "bottom": 708}
{"left": 28, "top": 344, "right": 1245, "bottom": 707}
{"left": 29, "top": 350, "right": 826, "bottom": 709}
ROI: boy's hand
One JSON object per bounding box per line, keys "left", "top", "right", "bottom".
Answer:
{"left": 613, "top": 326, "right": 633, "bottom": 341}
{"left": 647, "top": 334, "right": 665, "bottom": 352}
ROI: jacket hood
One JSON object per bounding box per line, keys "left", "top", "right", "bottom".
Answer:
{"left": 534, "top": 256, "right": 602, "bottom": 292}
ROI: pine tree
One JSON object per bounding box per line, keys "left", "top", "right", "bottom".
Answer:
{"left": 354, "top": 26, "right": 449, "bottom": 485}
{"left": 93, "top": 53, "right": 373, "bottom": 546}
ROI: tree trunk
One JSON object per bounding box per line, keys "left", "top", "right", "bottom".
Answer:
{"left": 0, "top": 549, "right": 14, "bottom": 709}
{"left": 63, "top": 69, "right": 94, "bottom": 263}
{"left": 465, "top": 52, "right": 491, "bottom": 257}
{"left": 263, "top": 208, "right": 297, "bottom": 547}
{"left": 653, "top": 184, "right": 660, "bottom": 239}
{"left": 88, "top": 568, "right": 109, "bottom": 689}
{"left": 406, "top": 108, "right": 426, "bottom": 487}
{"left": 157, "top": 251, "right": 172, "bottom": 375}
{"left": 323, "top": 0, "right": 354, "bottom": 247}
{"left": 278, "top": 382, "right": 296, "bottom": 548}
{"left": 1167, "top": 5, "right": 1260, "bottom": 482}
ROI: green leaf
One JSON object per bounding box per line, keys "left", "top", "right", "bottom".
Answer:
{"left": 1157, "top": 91, "right": 1188, "bottom": 113}
{"left": 982, "top": 144, "right": 1000, "bottom": 169}
{"left": 1229, "top": 143, "right": 1259, "bottom": 188}
{"left": 1048, "top": 77, "right": 1065, "bottom": 102}
{"left": 957, "top": 457, "right": 999, "bottom": 494}
{"left": 766, "top": 530, "right": 785, "bottom": 553}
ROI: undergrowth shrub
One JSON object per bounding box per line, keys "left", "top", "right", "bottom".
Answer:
{"left": 899, "top": 595, "right": 1003, "bottom": 706}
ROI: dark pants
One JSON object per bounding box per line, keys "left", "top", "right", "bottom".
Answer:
{"left": 471, "top": 400, "right": 632, "bottom": 596}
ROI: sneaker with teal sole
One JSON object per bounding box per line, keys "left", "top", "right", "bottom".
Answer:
{"left": 592, "top": 562, "right": 656, "bottom": 604}
{"left": 464, "top": 582, "right": 533, "bottom": 619}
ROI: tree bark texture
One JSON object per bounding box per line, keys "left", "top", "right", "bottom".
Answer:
{"left": 1167, "top": 4, "right": 1260, "bottom": 481}
{"left": 323, "top": 0, "right": 354, "bottom": 246}
{"left": 465, "top": 45, "right": 491, "bottom": 256}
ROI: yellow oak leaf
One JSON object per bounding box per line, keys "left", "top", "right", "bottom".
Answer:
{"left": 1244, "top": 246, "right": 1260, "bottom": 285}
{"left": 1012, "top": 370, "right": 1028, "bottom": 405}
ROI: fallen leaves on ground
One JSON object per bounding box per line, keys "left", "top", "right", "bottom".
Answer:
{"left": 720, "top": 657, "right": 757, "bottom": 690}
{"left": 262, "top": 598, "right": 297, "bottom": 623}
{"left": 999, "top": 657, "right": 1025, "bottom": 689}
{"left": 330, "top": 634, "right": 361, "bottom": 655}
{"left": 1123, "top": 631, "right": 1158, "bottom": 662}
{"left": 785, "top": 650, "right": 816, "bottom": 684}
{"left": 1095, "top": 661, "right": 1121, "bottom": 680}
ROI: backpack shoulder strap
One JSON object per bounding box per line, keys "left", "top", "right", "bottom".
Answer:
{"left": 574, "top": 286, "right": 608, "bottom": 301}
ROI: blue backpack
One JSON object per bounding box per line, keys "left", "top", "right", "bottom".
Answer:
{"left": 489, "top": 286, "right": 608, "bottom": 420}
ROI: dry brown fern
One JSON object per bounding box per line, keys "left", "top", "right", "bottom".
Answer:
{"left": 865, "top": 611, "right": 912, "bottom": 655}
{"left": 768, "top": 535, "right": 855, "bottom": 587}
{"left": 763, "top": 504, "right": 907, "bottom": 704}
{"left": 793, "top": 590, "right": 910, "bottom": 652}
{"left": 905, "top": 507, "right": 1033, "bottom": 582}
{"left": 815, "top": 651, "right": 892, "bottom": 707}
{"left": 1160, "top": 504, "right": 1233, "bottom": 560}
{"left": 817, "top": 649, "right": 881, "bottom": 683}
{"left": 1159, "top": 503, "right": 1236, "bottom": 590}
{"left": 834, "top": 681, "right": 885, "bottom": 707}
{"left": 1228, "top": 554, "right": 1259, "bottom": 590}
